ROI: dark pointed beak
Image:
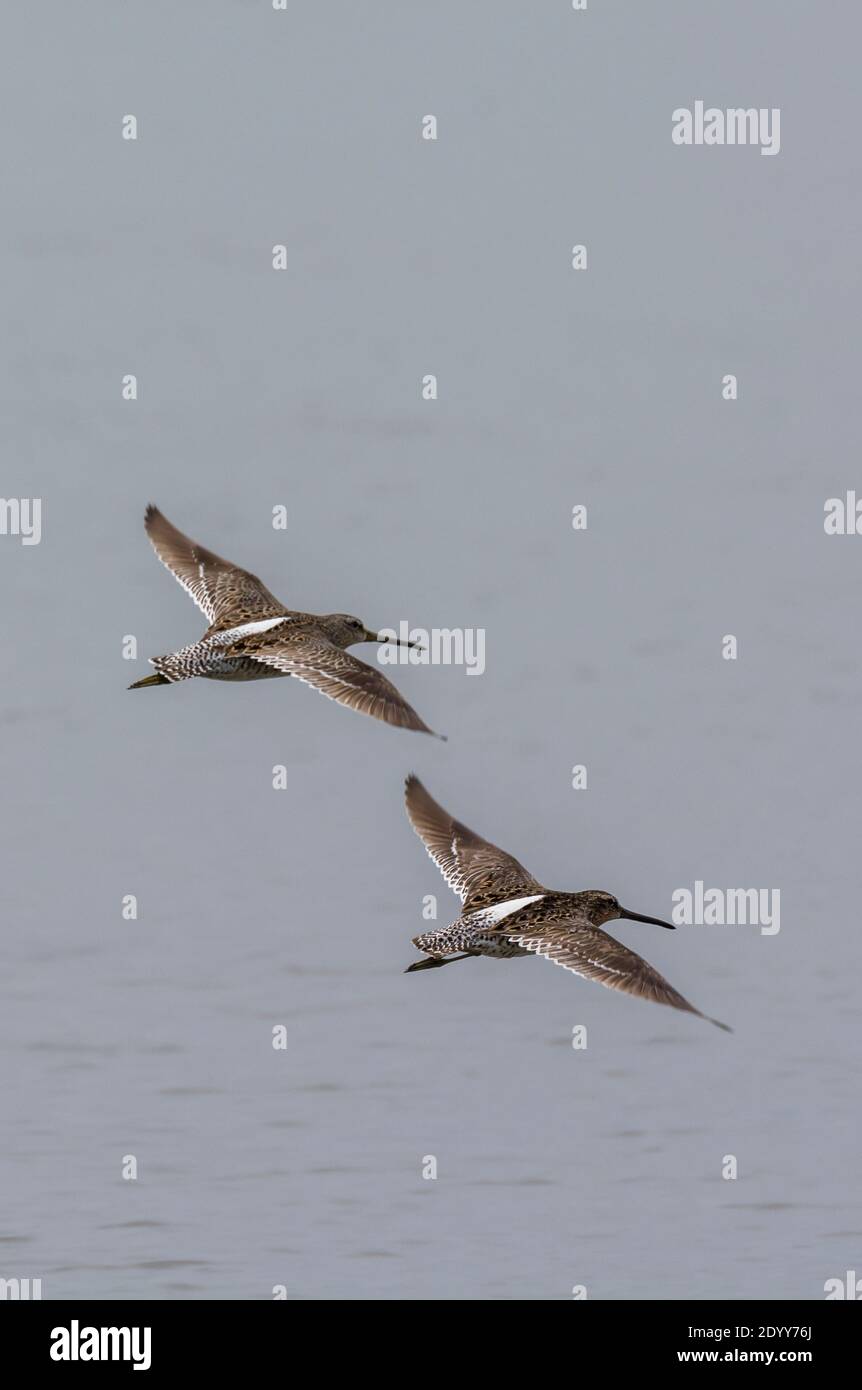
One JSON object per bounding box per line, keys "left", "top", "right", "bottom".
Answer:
{"left": 367, "top": 628, "right": 424, "bottom": 650}
{"left": 619, "top": 907, "right": 675, "bottom": 930}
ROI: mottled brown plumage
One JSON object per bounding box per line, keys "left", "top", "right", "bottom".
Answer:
{"left": 129, "top": 506, "right": 442, "bottom": 737}
{"left": 404, "top": 773, "right": 543, "bottom": 910}
{"left": 142, "top": 505, "right": 289, "bottom": 628}
{"left": 404, "top": 776, "right": 730, "bottom": 1030}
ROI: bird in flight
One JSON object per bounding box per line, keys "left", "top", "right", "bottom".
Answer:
{"left": 403, "top": 775, "right": 730, "bottom": 1030}
{"left": 129, "top": 506, "right": 443, "bottom": 737}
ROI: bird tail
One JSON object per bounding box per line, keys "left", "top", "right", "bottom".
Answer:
{"left": 128, "top": 664, "right": 174, "bottom": 686}
{"left": 128, "top": 672, "right": 170, "bottom": 690}
{"left": 405, "top": 952, "right": 475, "bottom": 973}
{"left": 128, "top": 647, "right": 199, "bottom": 689}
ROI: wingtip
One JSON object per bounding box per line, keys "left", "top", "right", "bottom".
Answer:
{"left": 710, "top": 1016, "right": 733, "bottom": 1033}
{"left": 404, "top": 772, "right": 423, "bottom": 801}
{"left": 415, "top": 719, "right": 446, "bottom": 741}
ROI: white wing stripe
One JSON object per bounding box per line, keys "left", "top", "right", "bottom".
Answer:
{"left": 213, "top": 617, "right": 286, "bottom": 643}
{"left": 469, "top": 894, "right": 545, "bottom": 925}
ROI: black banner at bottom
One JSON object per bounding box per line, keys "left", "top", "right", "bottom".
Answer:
{"left": 0, "top": 1298, "right": 857, "bottom": 1375}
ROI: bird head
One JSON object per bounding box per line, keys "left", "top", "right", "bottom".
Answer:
{"left": 578, "top": 890, "right": 675, "bottom": 930}
{"left": 324, "top": 615, "right": 422, "bottom": 651}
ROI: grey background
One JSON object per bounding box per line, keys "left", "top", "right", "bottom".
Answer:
{"left": 1, "top": 0, "right": 860, "bottom": 1300}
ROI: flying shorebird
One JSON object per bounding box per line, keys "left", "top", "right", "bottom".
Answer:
{"left": 403, "top": 776, "right": 730, "bottom": 1030}
{"left": 129, "top": 506, "right": 442, "bottom": 737}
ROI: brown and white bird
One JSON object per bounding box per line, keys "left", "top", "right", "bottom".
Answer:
{"left": 129, "top": 506, "right": 442, "bottom": 737}
{"left": 404, "top": 776, "right": 730, "bottom": 1030}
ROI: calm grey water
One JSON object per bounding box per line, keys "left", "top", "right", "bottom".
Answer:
{"left": 1, "top": 1, "right": 861, "bottom": 1300}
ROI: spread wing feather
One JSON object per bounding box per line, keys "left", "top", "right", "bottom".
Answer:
{"left": 243, "top": 639, "right": 440, "bottom": 736}
{"left": 505, "top": 919, "right": 731, "bottom": 1030}
{"left": 144, "top": 505, "right": 288, "bottom": 627}
{"left": 404, "top": 776, "right": 544, "bottom": 909}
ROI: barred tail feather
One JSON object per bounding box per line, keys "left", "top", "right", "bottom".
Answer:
{"left": 128, "top": 672, "right": 170, "bottom": 689}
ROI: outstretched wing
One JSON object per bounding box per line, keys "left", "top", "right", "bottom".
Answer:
{"left": 505, "top": 918, "right": 731, "bottom": 1030}
{"left": 404, "top": 775, "right": 544, "bottom": 909}
{"left": 243, "top": 638, "right": 441, "bottom": 737}
{"left": 144, "top": 505, "right": 288, "bottom": 627}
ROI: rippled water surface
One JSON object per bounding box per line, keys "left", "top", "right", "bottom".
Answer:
{"left": 1, "top": 1, "right": 860, "bottom": 1299}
